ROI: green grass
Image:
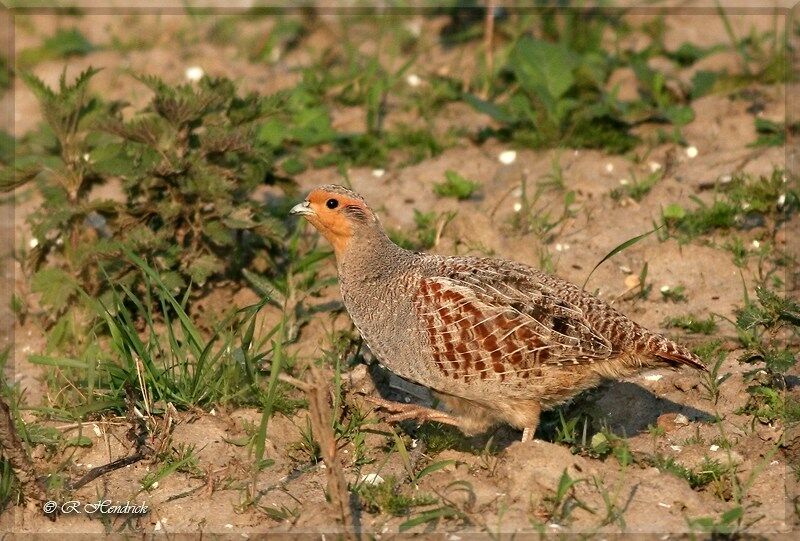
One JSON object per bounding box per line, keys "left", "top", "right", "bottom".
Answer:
{"left": 662, "top": 170, "right": 798, "bottom": 241}
{"left": 646, "top": 454, "right": 730, "bottom": 491}
{"left": 610, "top": 170, "right": 663, "bottom": 202}
{"left": 29, "top": 253, "right": 304, "bottom": 417}
{"left": 434, "top": 170, "right": 480, "bottom": 200}
{"left": 356, "top": 475, "right": 437, "bottom": 516}
{"left": 665, "top": 314, "right": 717, "bottom": 334}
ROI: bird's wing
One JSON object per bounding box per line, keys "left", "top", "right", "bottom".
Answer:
{"left": 413, "top": 268, "right": 612, "bottom": 381}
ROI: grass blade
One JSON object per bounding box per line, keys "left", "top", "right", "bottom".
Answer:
{"left": 582, "top": 225, "right": 663, "bottom": 289}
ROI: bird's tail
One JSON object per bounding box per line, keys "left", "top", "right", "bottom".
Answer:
{"left": 645, "top": 333, "right": 708, "bottom": 372}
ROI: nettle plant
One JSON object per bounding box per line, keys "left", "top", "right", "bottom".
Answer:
{"left": 13, "top": 68, "right": 289, "bottom": 323}
{"left": 736, "top": 286, "right": 800, "bottom": 423}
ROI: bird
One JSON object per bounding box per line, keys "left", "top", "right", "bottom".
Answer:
{"left": 290, "top": 184, "right": 707, "bottom": 442}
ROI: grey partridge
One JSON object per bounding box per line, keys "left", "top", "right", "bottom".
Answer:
{"left": 290, "top": 185, "right": 706, "bottom": 442}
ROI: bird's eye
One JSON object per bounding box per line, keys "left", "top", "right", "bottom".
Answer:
{"left": 326, "top": 198, "right": 339, "bottom": 209}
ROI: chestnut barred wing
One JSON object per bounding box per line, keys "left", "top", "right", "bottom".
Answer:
{"left": 413, "top": 276, "right": 612, "bottom": 382}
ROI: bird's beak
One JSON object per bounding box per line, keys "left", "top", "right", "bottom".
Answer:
{"left": 289, "top": 201, "right": 315, "bottom": 217}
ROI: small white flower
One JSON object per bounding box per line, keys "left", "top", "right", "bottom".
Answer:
{"left": 751, "top": 240, "right": 760, "bottom": 249}
{"left": 555, "top": 243, "right": 570, "bottom": 252}
{"left": 513, "top": 201, "right": 522, "bottom": 212}
{"left": 55, "top": 237, "right": 63, "bottom": 246}
{"left": 619, "top": 178, "right": 629, "bottom": 185}
{"left": 777, "top": 194, "right": 786, "bottom": 207}
{"left": 742, "top": 202, "right": 751, "bottom": 210}
{"left": 709, "top": 445, "right": 720, "bottom": 452}
{"left": 660, "top": 285, "right": 670, "bottom": 293}
{"left": 686, "top": 146, "right": 698, "bottom": 159}
{"left": 406, "top": 73, "right": 422, "bottom": 87}
{"left": 499, "top": 150, "right": 517, "bottom": 164}
{"left": 648, "top": 161, "right": 662, "bottom": 172}
{"left": 29, "top": 237, "right": 39, "bottom": 249}
{"left": 185, "top": 66, "right": 204, "bottom": 82}
{"left": 83, "top": 153, "right": 90, "bottom": 162}
{"left": 372, "top": 169, "right": 385, "bottom": 178}
{"left": 605, "top": 163, "right": 614, "bottom": 173}
{"left": 359, "top": 473, "right": 385, "bottom": 485}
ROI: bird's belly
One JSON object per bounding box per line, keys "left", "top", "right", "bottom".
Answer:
{"left": 343, "top": 289, "right": 439, "bottom": 387}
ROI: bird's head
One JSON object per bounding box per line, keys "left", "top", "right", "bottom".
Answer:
{"left": 289, "top": 185, "right": 379, "bottom": 255}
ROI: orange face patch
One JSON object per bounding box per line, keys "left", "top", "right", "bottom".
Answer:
{"left": 300, "top": 189, "right": 370, "bottom": 254}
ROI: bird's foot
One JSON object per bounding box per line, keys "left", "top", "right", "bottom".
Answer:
{"left": 363, "top": 395, "right": 461, "bottom": 427}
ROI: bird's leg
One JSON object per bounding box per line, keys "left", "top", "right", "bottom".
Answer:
{"left": 519, "top": 403, "right": 541, "bottom": 443}
{"left": 521, "top": 427, "right": 535, "bottom": 442}
{"left": 363, "top": 396, "right": 461, "bottom": 427}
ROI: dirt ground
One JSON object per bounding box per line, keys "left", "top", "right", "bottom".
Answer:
{"left": 2, "top": 5, "right": 798, "bottom": 537}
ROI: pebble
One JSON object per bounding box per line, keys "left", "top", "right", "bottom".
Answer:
{"left": 372, "top": 169, "right": 385, "bottom": 178}
{"left": 624, "top": 274, "right": 640, "bottom": 289}
{"left": 185, "top": 66, "right": 204, "bottom": 82}
{"left": 686, "top": 146, "right": 698, "bottom": 158}
{"left": 499, "top": 150, "right": 517, "bottom": 164}
{"left": 359, "top": 473, "right": 385, "bottom": 485}
{"left": 674, "top": 414, "right": 690, "bottom": 426}
{"left": 406, "top": 74, "right": 422, "bottom": 87}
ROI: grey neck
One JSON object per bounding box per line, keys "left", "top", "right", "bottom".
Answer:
{"left": 337, "top": 226, "right": 413, "bottom": 283}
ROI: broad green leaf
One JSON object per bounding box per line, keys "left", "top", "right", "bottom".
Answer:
{"left": 662, "top": 203, "right": 686, "bottom": 220}
{"left": 463, "top": 93, "right": 514, "bottom": 123}
{"left": 512, "top": 36, "right": 579, "bottom": 103}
